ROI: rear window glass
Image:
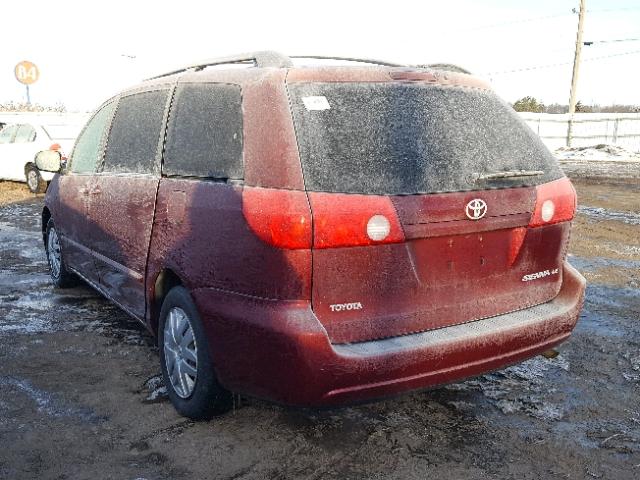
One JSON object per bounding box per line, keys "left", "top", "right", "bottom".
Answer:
{"left": 163, "top": 83, "right": 243, "bottom": 179}
{"left": 288, "top": 83, "right": 562, "bottom": 195}
{"left": 103, "top": 90, "right": 169, "bottom": 174}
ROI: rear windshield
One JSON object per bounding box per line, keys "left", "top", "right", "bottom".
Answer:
{"left": 288, "top": 82, "right": 563, "bottom": 195}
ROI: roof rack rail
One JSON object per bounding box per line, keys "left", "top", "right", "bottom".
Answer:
{"left": 145, "top": 50, "right": 293, "bottom": 81}
{"left": 290, "top": 55, "right": 406, "bottom": 67}
{"left": 418, "top": 63, "right": 471, "bottom": 74}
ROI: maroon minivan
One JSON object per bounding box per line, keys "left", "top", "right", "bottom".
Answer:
{"left": 37, "top": 51, "right": 586, "bottom": 419}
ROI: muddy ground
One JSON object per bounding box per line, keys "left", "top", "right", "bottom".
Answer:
{"left": 0, "top": 173, "right": 639, "bottom": 480}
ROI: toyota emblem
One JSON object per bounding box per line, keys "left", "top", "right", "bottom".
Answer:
{"left": 465, "top": 199, "right": 487, "bottom": 220}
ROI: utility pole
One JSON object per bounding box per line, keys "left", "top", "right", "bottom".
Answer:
{"left": 566, "top": 0, "right": 586, "bottom": 146}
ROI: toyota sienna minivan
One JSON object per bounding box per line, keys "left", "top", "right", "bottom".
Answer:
{"left": 37, "top": 51, "right": 586, "bottom": 419}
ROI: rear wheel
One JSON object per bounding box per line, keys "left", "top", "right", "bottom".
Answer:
{"left": 45, "top": 219, "right": 77, "bottom": 288}
{"left": 159, "top": 286, "right": 232, "bottom": 420}
{"left": 26, "top": 164, "right": 46, "bottom": 193}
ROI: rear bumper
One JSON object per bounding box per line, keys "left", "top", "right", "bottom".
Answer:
{"left": 193, "top": 262, "right": 586, "bottom": 407}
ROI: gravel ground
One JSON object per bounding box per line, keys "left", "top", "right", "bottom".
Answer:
{"left": 0, "top": 174, "right": 639, "bottom": 480}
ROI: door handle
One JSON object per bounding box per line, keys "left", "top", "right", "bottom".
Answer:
{"left": 79, "top": 187, "right": 89, "bottom": 195}
{"left": 89, "top": 188, "right": 101, "bottom": 195}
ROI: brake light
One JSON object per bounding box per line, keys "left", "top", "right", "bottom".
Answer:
{"left": 242, "top": 187, "right": 312, "bottom": 249}
{"left": 308, "top": 192, "right": 405, "bottom": 248}
{"left": 529, "top": 177, "right": 576, "bottom": 227}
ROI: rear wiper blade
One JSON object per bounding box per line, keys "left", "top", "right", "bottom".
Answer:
{"left": 477, "top": 170, "right": 544, "bottom": 181}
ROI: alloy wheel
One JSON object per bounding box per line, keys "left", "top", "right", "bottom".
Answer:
{"left": 47, "top": 227, "right": 62, "bottom": 279}
{"left": 164, "top": 307, "right": 198, "bottom": 398}
{"left": 27, "top": 170, "right": 39, "bottom": 191}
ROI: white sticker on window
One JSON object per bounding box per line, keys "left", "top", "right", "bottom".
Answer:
{"left": 302, "top": 96, "right": 331, "bottom": 111}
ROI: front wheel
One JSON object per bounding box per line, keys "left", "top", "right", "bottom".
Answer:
{"left": 159, "top": 286, "right": 232, "bottom": 420}
{"left": 26, "top": 164, "right": 47, "bottom": 193}
{"left": 45, "top": 219, "right": 77, "bottom": 288}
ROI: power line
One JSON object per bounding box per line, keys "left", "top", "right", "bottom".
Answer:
{"left": 586, "top": 7, "right": 640, "bottom": 13}
{"left": 583, "top": 49, "right": 640, "bottom": 61}
{"left": 458, "top": 7, "right": 640, "bottom": 34}
{"left": 461, "top": 12, "right": 574, "bottom": 32}
{"left": 584, "top": 38, "right": 640, "bottom": 45}
{"left": 484, "top": 49, "right": 640, "bottom": 75}
{"left": 459, "top": 6, "right": 640, "bottom": 33}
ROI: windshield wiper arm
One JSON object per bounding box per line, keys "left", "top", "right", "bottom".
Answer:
{"left": 477, "top": 170, "right": 544, "bottom": 180}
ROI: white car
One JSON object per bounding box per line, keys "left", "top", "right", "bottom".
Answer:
{"left": 0, "top": 123, "right": 78, "bottom": 193}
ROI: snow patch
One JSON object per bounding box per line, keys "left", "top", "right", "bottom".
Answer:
{"left": 448, "top": 355, "right": 571, "bottom": 420}
{"left": 577, "top": 205, "right": 640, "bottom": 225}
{"left": 555, "top": 144, "right": 640, "bottom": 161}
{"left": 0, "top": 376, "right": 102, "bottom": 422}
{"left": 143, "top": 375, "right": 168, "bottom": 403}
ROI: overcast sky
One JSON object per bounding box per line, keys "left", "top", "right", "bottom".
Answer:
{"left": 2, "top": 0, "right": 639, "bottom": 111}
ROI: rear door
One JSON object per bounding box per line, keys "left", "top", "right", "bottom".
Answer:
{"left": 57, "top": 101, "right": 116, "bottom": 284}
{"left": 288, "top": 80, "right": 572, "bottom": 344}
{"left": 87, "top": 88, "right": 170, "bottom": 319}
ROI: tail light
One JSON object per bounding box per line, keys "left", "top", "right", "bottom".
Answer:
{"left": 529, "top": 177, "right": 576, "bottom": 228}
{"left": 242, "top": 187, "right": 312, "bottom": 249}
{"left": 49, "top": 143, "right": 67, "bottom": 161}
{"left": 308, "top": 192, "right": 405, "bottom": 248}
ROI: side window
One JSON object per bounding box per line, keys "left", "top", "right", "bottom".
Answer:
{"left": 14, "top": 125, "right": 36, "bottom": 143}
{"left": 163, "top": 83, "right": 243, "bottom": 179}
{"left": 103, "top": 90, "right": 168, "bottom": 174}
{"left": 0, "top": 125, "right": 17, "bottom": 144}
{"left": 70, "top": 102, "right": 116, "bottom": 173}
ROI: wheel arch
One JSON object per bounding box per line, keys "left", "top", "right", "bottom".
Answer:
{"left": 41, "top": 207, "right": 52, "bottom": 246}
{"left": 150, "top": 268, "right": 184, "bottom": 337}
{"left": 24, "top": 161, "right": 38, "bottom": 176}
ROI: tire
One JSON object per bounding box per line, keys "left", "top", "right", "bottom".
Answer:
{"left": 26, "top": 164, "right": 47, "bottom": 194}
{"left": 45, "top": 218, "right": 77, "bottom": 288}
{"left": 159, "top": 286, "right": 232, "bottom": 420}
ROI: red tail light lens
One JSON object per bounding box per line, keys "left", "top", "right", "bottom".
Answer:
{"left": 529, "top": 177, "right": 576, "bottom": 228}
{"left": 242, "top": 187, "right": 312, "bottom": 249}
{"left": 308, "top": 192, "right": 405, "bottom": 248}
{"left": 49, "top": 143, "right": 67, "bottom": 161}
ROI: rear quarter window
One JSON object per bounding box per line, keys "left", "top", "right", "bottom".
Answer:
{"left": 163, "top": 83, "right": 243, "bottom": 180}
{"left": 103, "top": 90, "right": 169, "bottom": 174}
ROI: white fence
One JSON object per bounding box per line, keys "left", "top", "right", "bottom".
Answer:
{"left": 2, "top": 111, "right": 640, "bottom": 153}
{"left": 519, "top": 112, "right": 640, "bottom": 152}
{"left": 0, "top": 111, "right": 90, "bottom": 129}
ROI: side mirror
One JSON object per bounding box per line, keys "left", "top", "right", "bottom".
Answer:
{"left": 35, "top": 150, "right": 62, "bottom": 173}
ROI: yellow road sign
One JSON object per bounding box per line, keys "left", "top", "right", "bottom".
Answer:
{"left": 15, "top": 61, "right": 39, "bottom": 85}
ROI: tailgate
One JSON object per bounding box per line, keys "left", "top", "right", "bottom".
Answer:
{"left": 310, "top": 187, "right": 569, "bottom": 344}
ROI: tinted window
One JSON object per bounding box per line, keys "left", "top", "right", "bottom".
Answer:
{"left": 289, "top": 83, "right": 562, "bottom": 195}
{"left": 163, "top": 83, "right": 243, "bottom": 179}
{"left": 103, "top": 90, "right": 168, "bottom": 174}
{"left": 70, "top": 102, "right": 116, "bottom": 174}
{"left": 14, "top": 125, "right": 36, "bottom": 143}
{"left": 0, "top": 125, "right": 17, "bottom": 144}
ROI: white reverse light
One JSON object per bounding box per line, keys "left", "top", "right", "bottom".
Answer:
{"left": 541, "top": 200, "right": 555, "bottom": 222}
{"left": 367, "top": 215, "right": 391, "bottom": 241}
